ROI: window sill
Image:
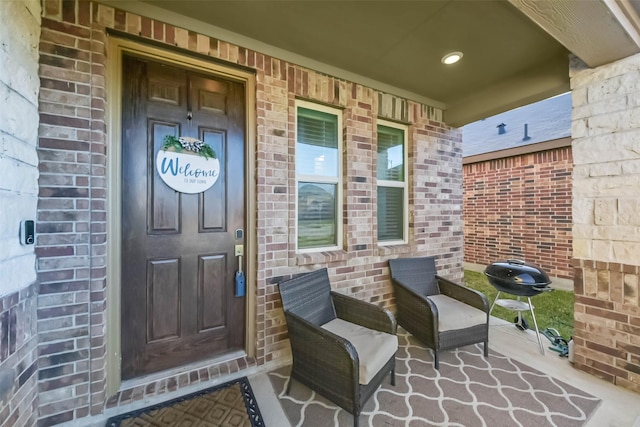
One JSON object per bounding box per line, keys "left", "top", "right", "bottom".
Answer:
{"left": 376, "top": 243, "right": 412, "bottom": 256}
{"left": 295, "top": 250, "right": 350, "bottom": 266}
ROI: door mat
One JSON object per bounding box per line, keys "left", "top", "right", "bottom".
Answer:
{"left": 269, "top": 329, "right": 601, "bottom": 427}
{"left": 107, "top": 377, "right": 264, "bottom": 427}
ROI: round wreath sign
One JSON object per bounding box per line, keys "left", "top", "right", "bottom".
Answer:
{"left": 156, "top": 136, "right": 220, "bottom": 194}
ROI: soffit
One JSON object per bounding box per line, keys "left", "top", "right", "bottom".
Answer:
{"left": 115, "top": 0, "right": 639, "bottom": 126}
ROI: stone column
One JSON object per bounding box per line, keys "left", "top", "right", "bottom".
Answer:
{"left": 571, "top": 53, "right": 640, "bottom": 393}
{"left": 0, "top": 1, "right": 42, "bottom": 426}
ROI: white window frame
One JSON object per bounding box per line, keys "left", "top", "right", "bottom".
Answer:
{"left": 376, "top": 119, "right": 409, "bottom": 246}
{"left": 295, "top": 100, "right": 343, "bottom": 253}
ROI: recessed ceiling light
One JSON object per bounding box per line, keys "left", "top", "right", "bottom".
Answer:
{"left": 441, "top": 51, "right": 463, "bottom": 65}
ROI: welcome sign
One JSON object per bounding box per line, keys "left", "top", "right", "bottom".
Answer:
{"left": 156, "top": 136, "right": 220, "bottom": 194}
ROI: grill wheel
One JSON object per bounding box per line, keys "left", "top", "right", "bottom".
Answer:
{"left": 514, "top": 316, "right": 529, "bottom": 331}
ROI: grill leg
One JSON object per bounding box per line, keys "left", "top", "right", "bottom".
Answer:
{"left": 390, "top": 366, "right": 395, "bottom": 386}
{"left": 527, "top": 297, "right": 545, "bottom": 355}
{"left": 489, "top": 291, "right": 502, "bottom": 315}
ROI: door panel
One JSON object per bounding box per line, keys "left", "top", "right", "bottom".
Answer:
{"left": 149, "top": 121, "right": 182, "bottom": 233}
{"left": 198, "top": 254, "right": 226, "bottom": 331}
{"left": 147, "top": 258, "right": 180, "bottom": 342}
{"left": 121, "top": 55, "right": 246, "bottom": 379}
{"left": 201, "top": 130, "right": 226, "bottom": 230}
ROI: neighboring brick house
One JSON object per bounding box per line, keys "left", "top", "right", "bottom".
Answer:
{"left": 3, "top": 2, "right": 640, "bottom": 427}
{"left": 462, "top": 94, "right": 573, "bottom": 285}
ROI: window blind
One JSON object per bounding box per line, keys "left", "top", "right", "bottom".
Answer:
{"left": 297, "top": 107, "right": 339, "bottom": 177}
{"left": 377, "top": 124, "right": 406, "bottom": 242}
{"left": 377, "top": 126, "right": 404, "bottom": 181}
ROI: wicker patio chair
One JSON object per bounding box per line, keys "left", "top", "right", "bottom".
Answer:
{"left": 278, "top": 268, "right": 397, "bottom": 427}
{"left": 388, "top": 256, "right": 489, "bottom": 369}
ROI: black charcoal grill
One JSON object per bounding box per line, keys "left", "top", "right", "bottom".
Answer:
{"left": 484, "top": 259, "right": 553, "bottom": 354}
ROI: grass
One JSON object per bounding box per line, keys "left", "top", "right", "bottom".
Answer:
{"left": 464, "top": 270, "right": 574, "bottom": 340}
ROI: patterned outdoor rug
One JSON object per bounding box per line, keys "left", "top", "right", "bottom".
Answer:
{"left": 106, "top": 377, "right": 264, "bottom": 427}
{"left": 269, "top": 329, "right": 601, "bottom": 427}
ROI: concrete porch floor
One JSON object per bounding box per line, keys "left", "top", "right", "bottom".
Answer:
{"left": 249, "top": 316, "right": 640, "bottom": 426}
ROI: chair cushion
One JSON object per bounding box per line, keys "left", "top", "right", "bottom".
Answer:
{"left": 322, "top": 318, "right": 398, "bottom": 385}
{"left": 428, "top": 294, "right": 487, "bottom": 332}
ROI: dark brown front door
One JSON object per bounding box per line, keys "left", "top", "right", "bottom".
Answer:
{"left": 121, "top": 55, "right": 246, "bottom": 379}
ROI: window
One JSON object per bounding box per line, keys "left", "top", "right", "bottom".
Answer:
{"left": 295, "top": 101, "right": 343, "bottom": 251}
{"left": 377, "top": 121, "right": 408, "bottom": 244}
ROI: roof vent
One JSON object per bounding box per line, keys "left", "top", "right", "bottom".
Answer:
{"left": 523, "top": 123, "right": 531, "bottom": 141}
{"left": 497, "top": 123, "right": 506, "bottom": 135}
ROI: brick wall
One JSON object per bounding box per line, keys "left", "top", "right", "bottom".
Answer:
{"left": 37, "top": 1, "right": 107, "bottom": 423}
{"left": 36, "top": 1, "right": 463, "bottom": 423}
{"left": 0, "top": 285, "right": 38, "bottom": 427}
{"left": 571, "top": 53, "right": 640, "bottom": 393}
{"left": 463, "top": 147, "right": 573, "bottom": 279}
{"left": 0, "top": 1, "right": 41, "bottom": 426}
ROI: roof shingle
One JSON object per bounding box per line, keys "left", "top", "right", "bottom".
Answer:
{"left": 462, "top": 93, "right": 571, "bottom": 157}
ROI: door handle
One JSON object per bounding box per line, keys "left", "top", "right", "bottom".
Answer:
{"left": 235, "top": 244, "right": 244, "bottom": 256}
{"left": 236, "top": 252, "right": 246, "bottom": 297}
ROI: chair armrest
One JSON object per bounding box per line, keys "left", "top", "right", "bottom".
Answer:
{"left": 284, "top": 311, "right": 359, "bottom": 384}
{"left": 436, "top": 276, "right": 489, "bottom": 313}
{"left": 331, "top": 291, "right": 397, "bottom": 335}
{"left": 391, "top": 279, "right": 439, "bottom": 333}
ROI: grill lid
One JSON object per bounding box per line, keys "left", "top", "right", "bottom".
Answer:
{"left": 484, "top": 259, "right": 551, "bottom": 287}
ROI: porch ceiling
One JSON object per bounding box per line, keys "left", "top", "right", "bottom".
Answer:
{"left": 120, "top": 0, "right": 640, "bottom": 126}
